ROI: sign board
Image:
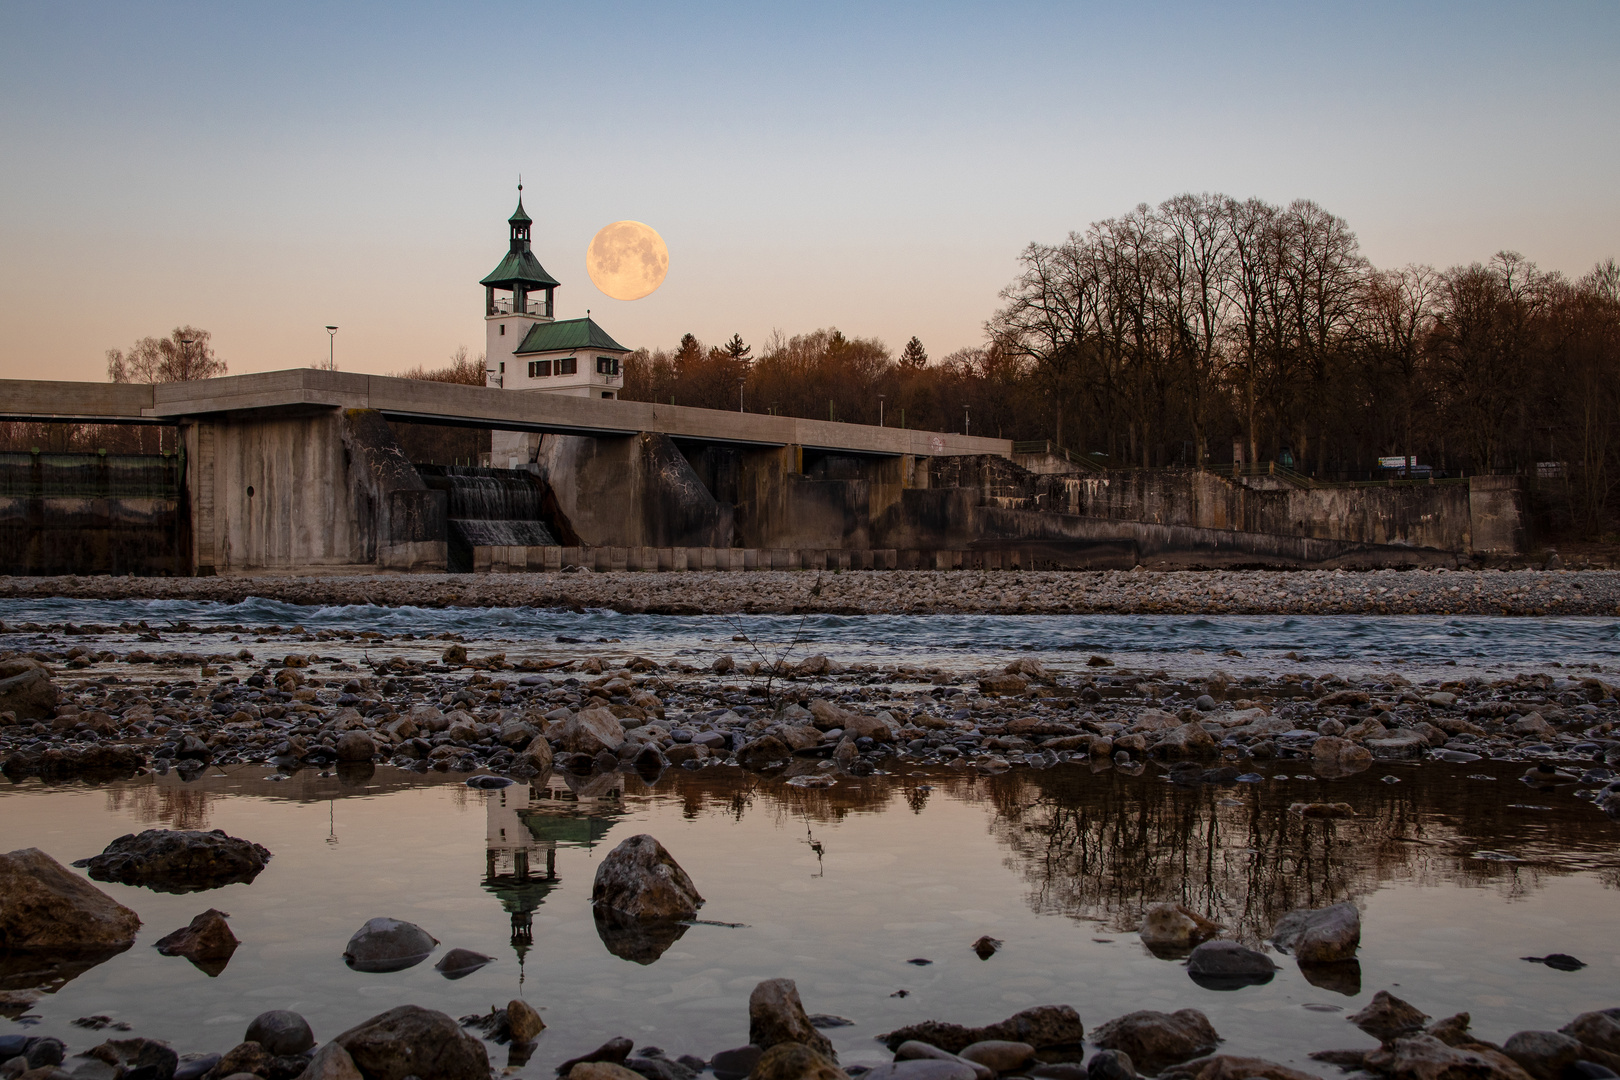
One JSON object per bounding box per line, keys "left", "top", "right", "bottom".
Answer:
{"left": 1378, "top": 456, "right": 1414, "bottom": 468}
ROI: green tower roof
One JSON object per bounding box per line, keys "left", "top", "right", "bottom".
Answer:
{"left": 514, "top": 317, "right": 629, "bottom": 354}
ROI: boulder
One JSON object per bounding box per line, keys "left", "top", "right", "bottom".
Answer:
{"left": 1186, "top": 941, "right": 1276, "bottom": 989}
{"left": 1091, "top": 1010, "right": 1220, "bottom": 1075}
{"left": 749, "top": 979, "right": 835, "bottom": 1059}
{"left": 751, "top": 1043, "right": 850, "bottom": 1080}
{"left": 74, "top": 830, "right": 271, "bottom": 893}
{"left": 212, "top": 1041, "right": 274, "bottom": 1079}
{"left": 1271, "top": 903, "right": 1360, "bottom": 963}
{"left": 335, "top": 732, "right": 375, "bottom": 763}
{"left": 1350, "top": 992, "right": 1430, "bottom": 1043}
{"left": 342, "top": 918, "right": 438, "bottom": 973}
{"left": 433, "top": 948, "right": 493, "bottom": 980}
{"left": 1366, "top": 733, "right": 1429, "bottom": 760}
{"left": 0, "top": 669, "right": 57, "bottom": 721}
{"left": 1139, "top": 904, "right": 1222, "bottom": 956}
{"left": 1502, "top": 1032, "right": 1582, "bottom": 1080}
{"left": 297, "top": 1043, "right": 362, "bottom": 1080}
{"left": 1311, "top": 737, "right": 1372, "bottom": 776}
{"left": 506, "top": 999, "right": 544, "bottom": 1043}
{"left": 559, "top": 709, "right": 625, "bottom": 755}
{"left": 1149, "top": 724, "right": 1217, "bottom": 760}
{"left": 1158, "top": 1056, "right": 1322, "bottom": 1080}
{"left": 153, "top": 909, "right": 239, "bottom": 974}
{"left": 979, "top": 674, "right": 1030, "bottom": 695}
{"left": 896, "top": 1042, "right": 993, "bottom": 1080}
{"left": 1364, "top": 1037, "right": 1533, "bottom": 1080}
{"left": 557, "top": 1038, "right": 635, "bottom": 1077}
{"left": 959, "top": 1041, "right": 1034, "bottom": 1073}
{"left": 861, "top": 1062, "right": 976, "bottom": 1080}
{"left": 246, "top": 1012, "right": 314, "bottom": 1057}
{"left": 83, "top": 1038, "right": 178, "bottom": 1080}
{"left": 592, "top": 834, "right": 703, "bottom": 921}
{"left": 1562, "top": 1011, "right": 1620, "bottom": 1056}
{"left": 332, "top": 1005, "right": 491, "bottom": 1080}
{"left": 879, "top": 1006, "right": 1085, "bottom": 1054}
{"left": 735, "top": 735, "right": 793, "bottom": 769}
{"left": 1087, "top": 1049, "right": 1139, "bottom": 1080}
{"left": 0, "top": 847, "right": 140, "bottom": 950}
{"left": 568, "top": 1066, "right": 643, "bottom": 1080}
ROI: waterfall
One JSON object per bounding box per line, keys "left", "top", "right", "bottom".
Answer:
{"left": 416, "top": 465, "right": 559, "bottom": 569}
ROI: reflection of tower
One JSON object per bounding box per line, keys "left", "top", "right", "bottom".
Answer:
{"left": 481, "top": 775, "right": 626, "bottom": 979}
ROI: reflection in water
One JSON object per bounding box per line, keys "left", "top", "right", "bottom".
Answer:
{"left": 967, "top": 763, "right": 1620, "bottom": 947}
{"left": 0, "top": 944, "right": 132, "bottom": 995}
{"left": 483, "top": 771, "right": 625, "bottom": 973}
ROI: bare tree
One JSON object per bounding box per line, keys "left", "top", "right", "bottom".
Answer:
{"left": 106, "top": 326, "right": 227, "bottom": 383}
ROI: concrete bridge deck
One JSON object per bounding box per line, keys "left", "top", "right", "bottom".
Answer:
{"left": 0, "top": 368, "right": 1012, "bottom": 458}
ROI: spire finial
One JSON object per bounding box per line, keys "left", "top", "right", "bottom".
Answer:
{"left": 517, "top": 173, "right": 522, "bottom": 194}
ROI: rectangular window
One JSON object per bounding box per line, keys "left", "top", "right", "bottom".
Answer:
{"left": 500, "top": 324, "right": 505, "bottom": 336}
{"left": 527, "top": 360, "right": 552, "bottom": 378}
{"left": 558, "top": 357, "right": 577, "bottom": 375}
{"left": 596, "top": 355, "right": 620, "bottom": 376}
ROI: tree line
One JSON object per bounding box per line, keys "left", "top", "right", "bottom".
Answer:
{"left": 621, "top": 194, "right": 1620, "bottom": 536}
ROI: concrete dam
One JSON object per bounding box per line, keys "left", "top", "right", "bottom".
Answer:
{"left": 0, "top": 368, "right": 1528, "bottom": 576}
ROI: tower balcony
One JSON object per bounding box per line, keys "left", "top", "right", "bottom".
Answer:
{"left": 489, "top": 295, "right": 554, "bottom": 318}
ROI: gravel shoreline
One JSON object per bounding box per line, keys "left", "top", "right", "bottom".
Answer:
{"left": 4, "top": 568, "right": 1620, "bottom": 616}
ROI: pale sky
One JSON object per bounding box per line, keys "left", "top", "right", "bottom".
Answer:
{"left": 1, "top": 1, "right": 1616, "bottom": 381}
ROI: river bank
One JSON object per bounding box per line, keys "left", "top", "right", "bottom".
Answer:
{"left": 4, "top": 568, "right": 1620, "bottom": 617}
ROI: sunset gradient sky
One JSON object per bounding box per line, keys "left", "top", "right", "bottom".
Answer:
{"left": 1, "top": 1, "right": 1616, "bottom": 381}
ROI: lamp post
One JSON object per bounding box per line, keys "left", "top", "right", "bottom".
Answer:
{"left": 964, "top": 406, "right": 970, "bottom": 437}
{"left": 325, "top": 326, "right": 339, "bottom": 371}
{"left": 878, "top": 394, "right": 886, "bottom": 427}
{"left": 179, "top": 338, "right": 195, "bottom": 380}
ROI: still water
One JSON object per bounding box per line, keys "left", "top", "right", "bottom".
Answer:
{"left": 2, "top": 761, "right": 1616, "bottom": 1072}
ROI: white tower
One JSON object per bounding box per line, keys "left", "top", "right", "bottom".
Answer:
{"left": 480, "top": 185, "right": 557, "bottom": 389}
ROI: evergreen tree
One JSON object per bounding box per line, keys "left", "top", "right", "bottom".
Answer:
{"left": 899, "top": 336, "right": 928, "bottom": 369}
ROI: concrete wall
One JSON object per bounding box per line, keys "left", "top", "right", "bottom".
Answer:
{"left": 534, "top": 432, "right": 731, "bottom": 549}
{"left": 184, "top": 409, "right": 445, "bottom": 574}
{"left": 923, "top": 456, "right": 1521, "bottom": 555}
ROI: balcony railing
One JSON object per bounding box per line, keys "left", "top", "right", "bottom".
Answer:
{"left": 489, "top": 297, "right": 552, "bottom": 317}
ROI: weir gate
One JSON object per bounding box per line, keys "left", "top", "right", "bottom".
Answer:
{"left": 0, "top": 368, "right": 1528, "bottom": 576}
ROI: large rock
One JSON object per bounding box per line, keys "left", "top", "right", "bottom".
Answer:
{"left": 862, "top": 1063, "right": 977, "bottom": 1080}
{"left": 1502, "top": 1032, "right": 1582, "bottom": 1080}
{"left": 75, "top": 830, "right": 271, "bottom": 893}
{"left": 298, "top": 1042, "right": 363, "bottom": 1080}
{"left": 1364, "top": 1037, "right": 1533, "bottom": 1080}
{"left": 1185, "top": 941, "right": 1276, "bottom": 989}
{"left": 153, "top": 909, "right": 239, "bottom": 975}
{"left": 506, "top": 999, "right": 544, "bottom": 1043}
{"left": 1159, "top": 1056, "right": 1321, "bottom": 1080}
{"left": 749, "top": 978, "right": 835, "bottom": 1059}
{"left": 335, "top": 732, "right": 375, "bottom": 763}
{"left": 1149, "top": 724, "right": 1217, "bottom": 760}
{"left": 332, "top": 1005, "right": 491, "bottom": 1080}
{"left": 559, "top": 709, "right": 625, "bottom": 755}
{"left": 83, "top": 1038, "right": 178, "bottom": 1080}
{"left": 879, "top": 1005, "right": 1085, "bottom": 1054}
{"left": 1091, "top": 1010, "right": 1220, "bottom": 1076}
{"left": 1350, "top": 992, "right": 1431, "bottom": 1043}
{"left": 896, "top": 1042, "right": 993, "bottom": 1080}
{"left": 246, "top": 1011, "right": 315, "bottom": 1057}
{"left": 343, "top": 918, "right": 438, "bottom": 973}
{"left": 735, "top": 735, "right": 793, "bottom": 769}
{"left": 1271, "top": 903, "right": 1360, "bottom": 963}
{"left": 0, "top": 847, "right": 140, "bottom": 951}
{"left": 591, "top": 835, "right": 703, "bottom": 921}
{"left": 751, "top": 1043, "right": 850, "bottom": 1080}
{"left": 1139, "top": 904, "right": 1221, "bottom": 957}
{"left": 0, "top": 669, "right": 58, "bottom": 721}
{"left": 1311, "top": 737, "right": 1372, "bottom": 776}
{"left": 959, "top": 1041, "right": 1034, "bottom": 1073}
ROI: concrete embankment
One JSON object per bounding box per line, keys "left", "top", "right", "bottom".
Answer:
{"left": 3, "top": 568, "right": 1620, "bottom": 616}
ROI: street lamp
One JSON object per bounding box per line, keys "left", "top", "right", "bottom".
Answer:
{"left": 325, "top": 326, "right": 339, "bottom": 371}
{"left": 179, "top": 338, "right": 195, "bottom": 379}
{"left": 878, "top": 394, "right": 886, "bottom": 427}
{"left": 963, "top": 406, "right": 970, "bottom": 437}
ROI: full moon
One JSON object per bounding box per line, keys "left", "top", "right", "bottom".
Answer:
{"left": 586, "top": 220, "right": 669, "bottom": 301}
